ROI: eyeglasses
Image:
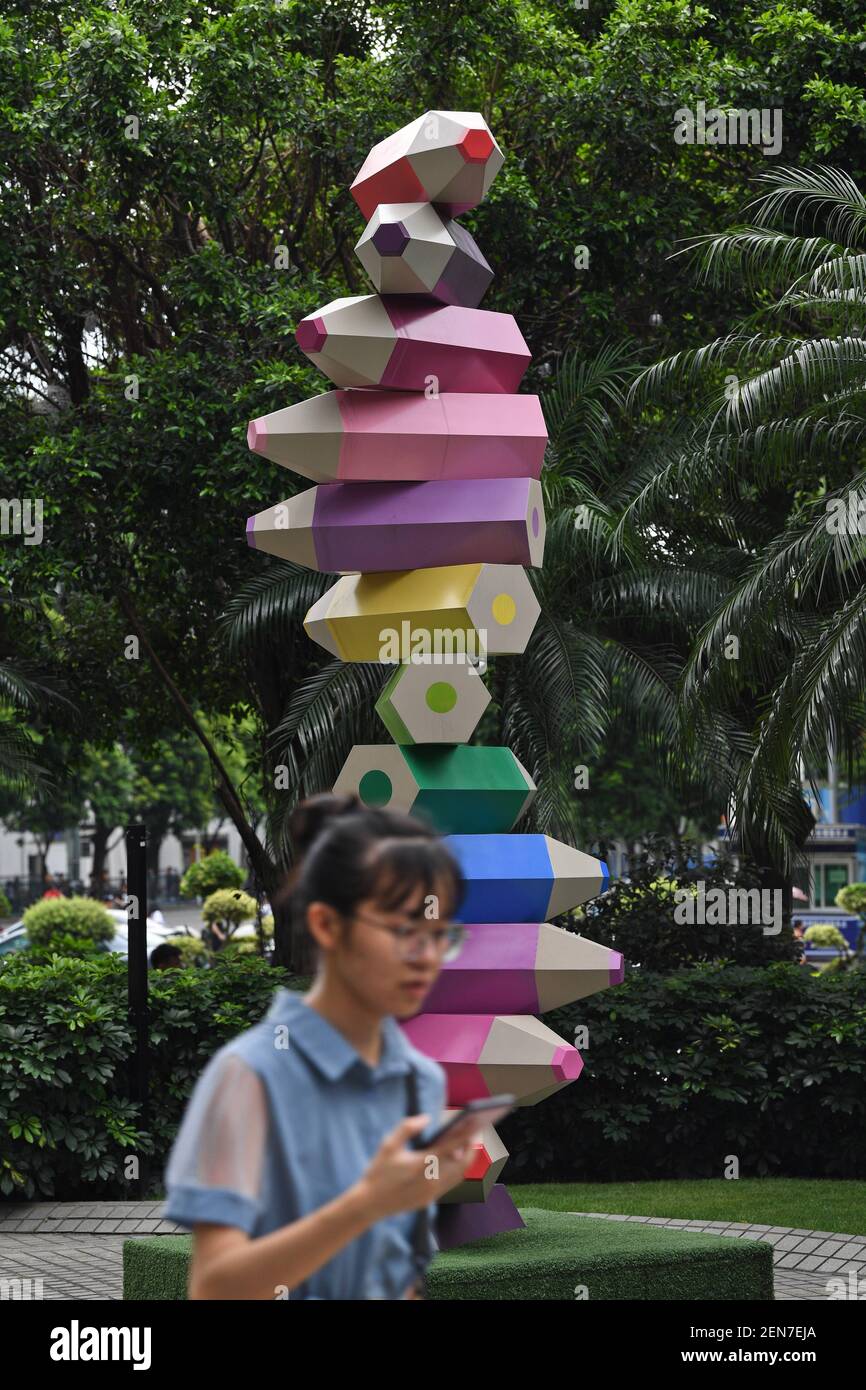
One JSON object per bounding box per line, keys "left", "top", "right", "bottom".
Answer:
{"left": 350, "top": 910, "right": 466, "bottom": 962}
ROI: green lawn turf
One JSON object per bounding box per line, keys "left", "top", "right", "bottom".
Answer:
{"left": 508, "top": 1180, "right": 866, "bottom": 1235}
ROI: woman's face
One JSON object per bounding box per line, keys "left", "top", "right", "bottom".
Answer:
{"left": 310, "top": 879, "right": 454, "bottom": 1019}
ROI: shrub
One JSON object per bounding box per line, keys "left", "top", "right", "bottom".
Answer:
{"left": 165, "top": 935, "right": 207, "bottom": 966}
{"left": 179, "top": 851, "right": 245, "bottom": 899}
{"left": 0, "top": 890, "right": 11, "bottom": 917}
{"left": 23, "top": 896, "right": 115, "bottom": 950}
{"left": 500, "top": 963, "right": 866, "bottom": 1181}
{"left": 574, "top": 838, "right": 802, "bottom": 970}
{"left": 218, "top": 939, "right": 259, "bottom": 960}
{"left": 0, "top": 952, "right": 290, "bottom": 1200}
{"left": 836, "top": 883, "right": 866, "bottom": 917}
{"left": 804, "top": 924, "right": 848, "bottom": 949}
{"left": 201, "top": 889, "right": 257, "bottom": 935}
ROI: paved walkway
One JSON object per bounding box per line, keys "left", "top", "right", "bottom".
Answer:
{"left": 571, "top": 1211, "right": 866, "bottom": 1301}
{"left": 1, "top": 1202, "right": 864, "bottom": 1299}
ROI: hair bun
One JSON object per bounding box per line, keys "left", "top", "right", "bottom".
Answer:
{"left": 288, "top": 792, "right": 360, "bottom": 858}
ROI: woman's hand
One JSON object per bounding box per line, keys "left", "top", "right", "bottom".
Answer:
{"left": 356, "top": 1114, "right": 480, "bottom": 1221}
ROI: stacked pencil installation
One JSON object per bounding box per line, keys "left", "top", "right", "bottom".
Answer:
{"left": 246, "top": 111, "right": 623, "bottom": 1246}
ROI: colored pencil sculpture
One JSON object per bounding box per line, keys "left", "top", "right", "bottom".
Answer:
{"left": 246, "top": 110, "right": 623, "bottom": 1246}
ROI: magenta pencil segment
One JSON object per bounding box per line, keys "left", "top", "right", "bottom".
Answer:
{"left": 295, "top": 295, "right": 531, "bottom": 393}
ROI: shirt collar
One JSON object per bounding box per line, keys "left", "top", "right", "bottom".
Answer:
{"left": 265, "top": 987, "right": 414, "bottom": 1083}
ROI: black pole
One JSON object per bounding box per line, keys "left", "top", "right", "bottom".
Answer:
{"left": 125, "top": 823, "right": 150, "bottom": 1197}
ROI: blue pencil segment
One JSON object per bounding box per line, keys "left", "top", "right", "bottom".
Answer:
{"left": 446, "top": 834, "right": 556, "bottom": 922}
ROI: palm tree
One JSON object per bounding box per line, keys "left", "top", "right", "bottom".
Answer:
{"left": 223, "top": 341, "right": 724, "bottom": 873}
{"left": 624, "top": 166, "right": 866, "bottom": 872}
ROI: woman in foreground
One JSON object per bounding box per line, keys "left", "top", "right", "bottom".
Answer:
{"left": 163, "top": 794, "right": 478, "bottom": 1300}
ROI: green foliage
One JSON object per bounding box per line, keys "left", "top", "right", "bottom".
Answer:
{"left": 0, "top": 951, "right": 288, "bottom": 1200}
{"left": 179, "top": 851, "right": 244, "bottom": 899}
{"left": 201, "top": 888, "right": 257, "bottom": 930}
{"left": 836, "top": 883, "right": 866, "bottom": 917}
{"left": 578, "top": 839, "right": 802, "bottom": 970}
{"left": 501, "top": 964, "right": 866, "bottom": 1180}
{"left": 22, "top": 896, "right": 115, "bottom": 949}
{"left": 804, "top": 924, "right": 848, "bottom": 949}
{"left": 0, "top": 889, "right": 11, "bottom": 917}
{"left": 3, "top": 0, "right": 864, "bottom": 907}
{"left": 165, "top": 934, "right": 207, "bottom": 966}
{"left": 626, "top": 166, "right": 866, "bottom": 871}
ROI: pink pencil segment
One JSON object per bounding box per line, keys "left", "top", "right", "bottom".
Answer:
{"left": 245, "top": 477, "right": 546, "bottom": 572}
{"left": 247, "top": 390, "right": 548, "bottom": 483}
{"left": 400, "top": 1013, "right": 584, "bottom": 1107}
{"left": 295, "top": 295, "right": 531, "bottom": 393}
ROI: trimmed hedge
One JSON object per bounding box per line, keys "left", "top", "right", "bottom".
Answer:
{"left": 3, "top": 952, "right": 864, "bottom": 1201}
{"left": 122, "top": 1209, "right": 774, "bottom": 1301}
{"left": 0, "top": 952, "right": 290, "bottom": 1200}
{"left": 501, "top": 963, "right": 866, "bottom": 1181}
{"left": 23, "top": 896, "right": 115, "bottom": 949}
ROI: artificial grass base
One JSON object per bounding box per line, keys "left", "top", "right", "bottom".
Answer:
{"left": 123, "top": 1207, "right": 773, "bottom": 1301}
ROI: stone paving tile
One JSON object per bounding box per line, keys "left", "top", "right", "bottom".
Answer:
{"left": 792, "top": 1238, "right": 823, "bottom": 1254}
{"left": 835, "top": 1242, "right": 865, "bottom": 1259}
{"left": 777, "top": 1252, "right": 808, "bottom": 1268}
{"left": 776, "top": 1235, "right": 805, "bottom": 1251}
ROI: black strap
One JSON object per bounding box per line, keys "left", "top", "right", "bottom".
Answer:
{"left": 404, "top": 1064, "right": 436, "bottom": 1284}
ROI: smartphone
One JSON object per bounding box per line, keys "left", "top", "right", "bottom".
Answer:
{"left": 412, "top": 1095, "right": 516, "bottom": 1150}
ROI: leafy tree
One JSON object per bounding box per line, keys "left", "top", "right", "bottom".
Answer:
{"left": 4, "top": 2, "right": 865, "bottom": 962}
{"left": 179, "top": 849, "right": 245, "bottom": 899}
{"left": 627, "top": 167, "right": 866, "bottom": 872}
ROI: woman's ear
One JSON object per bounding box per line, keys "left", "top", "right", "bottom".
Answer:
{"left": 306, "top": 900, "right": 343, "bottom": 952}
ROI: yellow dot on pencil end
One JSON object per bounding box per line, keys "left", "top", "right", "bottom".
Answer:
{"left": 491, "top": 593, "right": 516, "bottom": 626}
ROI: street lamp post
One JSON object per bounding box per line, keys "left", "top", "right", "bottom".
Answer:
{"left": 125, "top": 823, "right": 150, "bottom": 1198}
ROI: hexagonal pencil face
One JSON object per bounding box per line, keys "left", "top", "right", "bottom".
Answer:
{"left": 295, "top": 296, "right": 530, "bottom": 393}
{"left": 355, "top": 202, "right": 493, "bottom": 307}
{"left": 332, "top": 744, "right": 536, "bottom": 834}
{"left": 303, "top": 563, "right": 540, "bottom": 663}
{"left": 350, "top": 110, "right": 504, "bottom": 219}
{"left": 375, "top": 661, "right": 491, "bottom": 744}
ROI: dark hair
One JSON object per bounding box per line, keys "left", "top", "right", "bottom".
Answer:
{"left": 150, "top": 943, "right": 182, "bottom": 968}
{"left": 287, "top": 793, "right": 463, "bottom": 934}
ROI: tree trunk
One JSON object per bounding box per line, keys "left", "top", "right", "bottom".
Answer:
{"left": 90, "top": 818, "right": 112, "bottom": 888}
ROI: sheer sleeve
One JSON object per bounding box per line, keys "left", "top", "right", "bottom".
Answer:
{"left": 163, "top": 1050, "right": 268, "bottom": 1235}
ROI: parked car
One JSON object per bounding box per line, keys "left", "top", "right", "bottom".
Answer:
{"left": 0, "top": 909, "right": 176, "bottom": 962}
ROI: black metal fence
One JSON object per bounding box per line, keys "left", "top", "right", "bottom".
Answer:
{"left": 1, "top": 871, "right": 193, "bottom": 918}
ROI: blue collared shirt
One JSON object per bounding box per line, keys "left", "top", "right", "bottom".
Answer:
{"left": 162, "top": 987, "right": 447, "bottom": 1299}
